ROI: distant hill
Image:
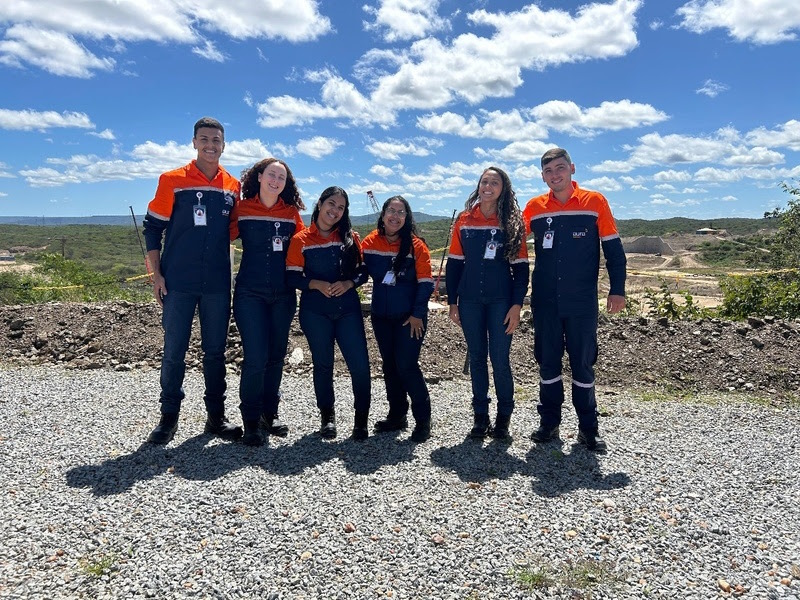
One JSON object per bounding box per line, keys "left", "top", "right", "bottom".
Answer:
{"left": 0, "top": 213, "right": 781, "bottom": 240}
{"left": 617, "top": 217, "right": 779, "bottom": 237}
{"left": 0, "top": 215, "right": 144, "bottom": 226}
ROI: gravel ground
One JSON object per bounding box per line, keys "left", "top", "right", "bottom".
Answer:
{"left": 0, "top": 365, "right": 798, "bottom": 599}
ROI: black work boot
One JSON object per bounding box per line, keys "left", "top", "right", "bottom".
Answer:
{"left": 373, "top": 414, "right": 408, "bottom": 433}
{"left": 531, "top": 424, "right": 560, "bottom": 443}
{"left": 469, "top": 413, "right": 492, "bottom": 439}
{"left": 261, "top": 413, "right": 289, "bottom": 437}
{"left": 242, "top": 420, "right": 264, "bottom": 447}
{"left": 577, "top": 428, "right": 607, "bottom": 453}
{"left": 491, "top": 414, "right": 512, "bottom": 442}
{"left": 320, "top": 408, "right": 337, "bottom": 439}
{"left": 352, "top": 410, "right": 369, "bottom": 441}
{"left": 204, "top": 414, "right": 243, "bottom": 441}
{"left": 147, "top": 413, "right": 179, "bottom": 444}
{"left": 410, "top": 420, "right": 431, "bottom": 443}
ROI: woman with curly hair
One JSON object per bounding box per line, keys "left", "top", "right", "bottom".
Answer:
{"left": 445, "top": 166, "right": 529, "bottom": 441}
{"left": 362, "top": 195, "right": 434, "bottom": 442}
{"left": 286, "top": 186, "right": 371, "bottom": 440}
{"left": 230, "top": 158, "right": 305, "bottom": 446}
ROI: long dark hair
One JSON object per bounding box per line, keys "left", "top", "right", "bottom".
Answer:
{"left": 240, "top": 158, "right": 305, "bottom": 210}
{"left": 312, "top": 186, "right": 360, "bottom": 278}
{"left": 464, "top": 166, "right": 524, "bottom": 262}
{"left": 377, "top": 195, "right": 420, "bottom": 274}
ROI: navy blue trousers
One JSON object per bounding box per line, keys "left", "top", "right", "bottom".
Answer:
{"left": 233, "top": 287, "right": 296, "bottom": 422}
{"left": 371, "top": 314, "right": 431, "bottom": 423}
{"left": 533, "top": 309, "right": 599, "bottom": 431}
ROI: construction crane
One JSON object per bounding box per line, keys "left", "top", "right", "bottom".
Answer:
{"left": 366, "top": 190, "right": 380, "bottom": 214}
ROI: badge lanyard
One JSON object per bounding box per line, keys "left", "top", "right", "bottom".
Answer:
{"left": 542, "top": 217, "right": 554, "bottom": 249}
{"left": 484, "top": 228, "right": 498, "bottom": 259}
{"left": 193, "top": 192, "right": 207, "bottom": 226}
{"left": 272, "top": 221, "right": 283, "bottom": 252}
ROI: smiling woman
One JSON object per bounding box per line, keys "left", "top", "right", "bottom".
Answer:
{"left": 361, "top": 194, "right": 435, "bottom": 442}
{"left": 286, "top": 186, "right": 372, "bottom": 441}
{"left": 446, "top": 166, "right": 529, "bottom": 441}
{"left": 230, "top": 157, "right": 306, "bottom": 447}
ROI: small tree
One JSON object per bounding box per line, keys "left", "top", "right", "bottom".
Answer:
{"left": 767, "top": 181, "right": 800, "bottom": 270}
{"left": 720, "top": 180, "right": 800, "bottom": 319}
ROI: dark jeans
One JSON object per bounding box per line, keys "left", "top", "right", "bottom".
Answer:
{"left": 233, "top": 287, "right": 296, "bottom": 422}
{"left": 458, "top": 299, "right": 515, "bottom": 417}
{"left": 159, "top": 290, "right": 230, "bottom": 415}
{"left": 371, "top": 314, "right": 431, "bottom": 423}
{"left": 533, "top": 310, "right": 599, "bottom": 431}
{"left": 299, "top": 307, "right": 371, "bottom": 413}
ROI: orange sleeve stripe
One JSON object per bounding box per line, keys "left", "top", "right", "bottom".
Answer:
{"left": 447, "top": 213, "right": 466, "bottom": 258}
{"left": 413, "top": 237, "right": 433, "bottom": 280}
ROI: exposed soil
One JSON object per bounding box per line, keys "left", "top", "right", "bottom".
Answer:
{"left": 2, "top": 300, "right": 798, "bottom": 404}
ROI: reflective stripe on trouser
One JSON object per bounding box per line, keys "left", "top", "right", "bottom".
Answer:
{"left": 533, "top": 310, "right": 599, "bottom": 431}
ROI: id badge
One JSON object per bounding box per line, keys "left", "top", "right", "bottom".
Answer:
{"left": 484, "top": 241, "right": 497, "bottom": 259}
{"left": 382, "top": 271, "right": 397, "bottom": 286}
{"left": 272, "top": 236, "right": 284, "bottom": 252}
{"left": 542, "top": 230, "right": 554, "bottom": 249}
{"left": 193, "top": 205, "right": 207, "bottom": 226}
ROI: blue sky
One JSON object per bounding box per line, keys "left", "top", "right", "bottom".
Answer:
{"left": 1, "top": 0, "right": 799, "bottom": 219}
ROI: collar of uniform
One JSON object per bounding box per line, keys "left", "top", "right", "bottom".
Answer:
{"left": 547, "top": 180, "right": 580, "bottom": 206}
{"left": 188, "top": 159, "right": 225, "bottom": 183}
{"left": 308, "top": 221, "right": 341, "bottom": 242}
{"left": 470, "top": 202, "right": 500, "bottom": 224}
{"left": 251, "top": 194, "right": 286, "bottom": 210}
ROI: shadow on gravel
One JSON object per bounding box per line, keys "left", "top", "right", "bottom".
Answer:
{"left": 66, "top": 430, "right": 421, "bottom": 495}
{"left": 336, "top": 435, "right": 417, "bottom": 475}
{"left": 430, "top": 438, "right": 527, "bottom": 483}
{"left": 66, "top": 434, "right": 252, "bottom": 495}
{"left": 65, "top": 438, "right": 184, "bottom": 497}
{"left": 428, "top": 438, "right": 631, "bottom": 495}
{"left": 526, "top": 442, "right": 631, "bottom": 497}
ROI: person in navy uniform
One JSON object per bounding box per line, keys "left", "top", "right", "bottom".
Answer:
{"left": 446, "top": 166, "right": 529, "bottom": 441}
{"left": 362, "top": 195, "right": 434, "bottom": 442}
{"left": 230, "top": 158, "right": 305, "bottom": 446}
{"left": 523, "top": 148, "right": 627, "bottom": 453}
{"left": 143, "top": 117, "right": 242, "bottom": 444}
{"left": 286, "top": 187, "right": 371, "bottom": 440}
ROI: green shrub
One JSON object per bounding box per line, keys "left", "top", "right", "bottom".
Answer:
{"left": 719, "top": 272, "right": 800, "bottom": 319}
{"left": 642, "top": 280, "right": 713, "bottom": 321}
{"left": 0, "top": 253, "right": 149, "bottom": 305}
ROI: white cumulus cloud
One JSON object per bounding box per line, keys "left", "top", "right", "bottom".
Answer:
{"left": 0, "top": 0, "right": 332, "bottom": 76}
{"left": 0, "top": 109, "right": 95, "bottom": 131}
{"left": 363, "top": 0, "right": 449, "bottom": 42}
{"left": 258, "top": 0, "right": 642, "bottom": 127}
{"left": 296, "top": 136, "right": 343, "bottom": 159}
{"left": 676, "top": 0, "right": 800, "bottom": 44}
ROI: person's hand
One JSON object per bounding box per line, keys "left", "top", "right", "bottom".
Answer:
{"left": 152, "top": 273, "right": 167, "bottom": 307}
{"left": 503, "top": 304, "right": 522, "bottom": 334}
{"left": 448, "top": 304, "right": 460, "bottom": 326}
{"left": 309, "top": 279, "right": 331, "bottom": 297}
{"left": 607, "top": 294, "right": 626, "bottom": 314}
{"left": 403, "top": 315, "right": 425, "bottom": 339}
{"left": 328, "top": 279, "right": 354, "bottom": 297}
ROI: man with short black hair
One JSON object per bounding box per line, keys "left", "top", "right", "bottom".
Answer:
{"left": 143, "top": 117, "right": 242, "bottom": 444}
{"left": 523, "top": 148, "right": 627, "bottom": 452}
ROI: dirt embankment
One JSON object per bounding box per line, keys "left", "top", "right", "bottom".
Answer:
{"left": 2, "top": 301, "right": 798, "bottom": 403}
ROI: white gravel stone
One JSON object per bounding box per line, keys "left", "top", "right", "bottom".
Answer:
{"left": 0, "top": 365, "right": 798, "bottom": 599}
